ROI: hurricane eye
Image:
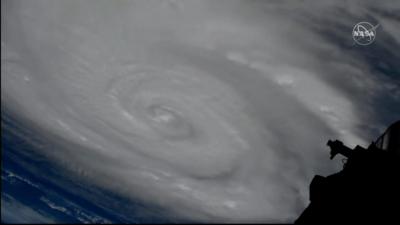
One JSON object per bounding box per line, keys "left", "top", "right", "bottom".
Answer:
{"left": 146, "top": 104, "right": 194, "bottom": 140}
{"left": 105, "top": 65, "right": 253, "bottom": 178}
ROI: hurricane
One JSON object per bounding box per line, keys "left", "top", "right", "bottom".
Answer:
{"left": 2, "top": 0, "right": 399, "bottom": 223}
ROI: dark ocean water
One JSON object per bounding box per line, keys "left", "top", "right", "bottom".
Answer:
{"left": 1, "top": 113, "right": 186, "bottom": 224}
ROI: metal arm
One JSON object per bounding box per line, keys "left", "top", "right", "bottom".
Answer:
{"left": 327, "top": 140, "right": 354, "bottom": 159}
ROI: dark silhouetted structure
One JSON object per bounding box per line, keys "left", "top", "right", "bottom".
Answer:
{"left": 295, "top": 120, "right": 400, "bottom": 224}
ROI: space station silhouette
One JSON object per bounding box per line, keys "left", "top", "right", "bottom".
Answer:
{"left": 295, "top": 120, "right": 400, "bottom": 223}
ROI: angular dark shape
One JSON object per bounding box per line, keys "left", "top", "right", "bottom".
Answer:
{"left": 295, "top": 120, "right": 400, "bottom": 224}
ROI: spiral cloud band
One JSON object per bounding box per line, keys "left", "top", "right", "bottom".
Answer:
{"left": 2, "top": 0, "right": 399, "bottom": 222}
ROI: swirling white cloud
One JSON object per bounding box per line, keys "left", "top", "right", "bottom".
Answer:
{"left": 2, "top": 0, "right": 399, "bottom": 223}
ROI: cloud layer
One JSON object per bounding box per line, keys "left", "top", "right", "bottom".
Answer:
{"left": 2, "top": 0, "right": 399, "bottom": 222}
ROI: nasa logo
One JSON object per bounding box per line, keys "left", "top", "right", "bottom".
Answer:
{"left": 352, "top": 22, "right": 379, "bottom": 45}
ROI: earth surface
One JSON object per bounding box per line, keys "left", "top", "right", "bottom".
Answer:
{"left": 2, "top": 0, "right": 399, "bottom": 223}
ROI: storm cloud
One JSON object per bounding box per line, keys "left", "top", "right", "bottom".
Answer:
{"left": 2, "top": 0, "right": 399, "bottom": 223}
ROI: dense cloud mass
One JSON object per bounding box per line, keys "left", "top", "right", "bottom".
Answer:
{"left": 2, "top": 0, "right": 399, "bottom": 223}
